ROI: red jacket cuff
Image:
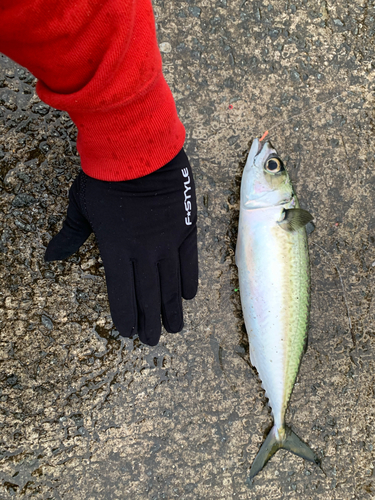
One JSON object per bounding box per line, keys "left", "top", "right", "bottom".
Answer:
{"left": 41, "top": 73, "right": 186, "bottom": 181}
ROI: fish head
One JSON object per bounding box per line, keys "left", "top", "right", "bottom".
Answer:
{"left": 241, "top": 139, "right": 294, "bottom": 210}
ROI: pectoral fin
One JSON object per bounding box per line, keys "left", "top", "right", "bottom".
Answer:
{"left": 278, "top": 208, "right": 313, "bottom": 232}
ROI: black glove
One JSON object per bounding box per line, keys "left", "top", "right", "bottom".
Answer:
{"left": 45, "top": 149, "right": 198, "bottom": 346}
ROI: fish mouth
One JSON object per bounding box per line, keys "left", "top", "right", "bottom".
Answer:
{"left": 250, "top": 138, "right": 275, "bottom": 161}
{"left": 247, "top": 138, "right": 262, "bottom": 165}
{"left": 257, "top": 138, "right": 274, "bottom": 156}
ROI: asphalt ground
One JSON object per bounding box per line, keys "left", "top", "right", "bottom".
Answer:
{"left": 0, "top": 0, "right": 375, "bottom": 498}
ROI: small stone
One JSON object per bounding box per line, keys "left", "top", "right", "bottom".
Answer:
{"left": 228, "top": 135, "right": 240, "bottom": 146}
{"left": 32, "top": 103, "right": 50, "bottom": 115}
{"left": 41, "top": 314, "right": 53, "bottom": 330}
{"left": 12, "top": 193, "right": 35, "bottom": 207}
{"left": 17, "top": 172, "right": 30, "bottom": 183}
{"left": 189, "top": 6, "right": 201, "bottom": 17}
{"left": 224, "top": 77, "right": 234, "bottom": 88}
{"left": 290, "top": 69, "right": 301, "bottom": 81}
{"left": 81, "top": 258, "right": 97, "bottom": 270}
{"left": 6, "top": 375, "right": 18, "bottom": 387}
{"left": 0, "top": 91, "right": 17, "bottom": 110}
{"left": 39, "top": 143, "right": 50, "bottom": 154}
{"left": 159, "top": 42, "right": 172, "bottom": 54}
{"left": 210, "top": 15, "right": 221, "bottom": 26}
{"left": 14, "top": 220, "right": 27, "bottom": 230}
{"left": 333, "top": 19, "right": 344, "bottom": 26}
{"left": 17, "top": 69, "right": 26, "bottom": 80}
{"left": 269, "top": 29, "right": 280, "bottom": 39}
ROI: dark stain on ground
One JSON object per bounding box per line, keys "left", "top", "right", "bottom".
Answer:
{"left": 226, "top": 152, "right": 249, "bottom": 354}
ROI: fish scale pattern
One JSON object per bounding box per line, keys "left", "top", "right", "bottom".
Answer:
{"left": 237, "top": 202, "right": 310, "bottom": 431}
{"left": 282, "top": 227, "right": 310, "bottom": 408}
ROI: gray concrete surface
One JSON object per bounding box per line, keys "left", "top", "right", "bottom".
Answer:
{"left": 1, "top": 0, "right": 375, "bottom": 498}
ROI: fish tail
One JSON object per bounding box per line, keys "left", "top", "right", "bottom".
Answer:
{"left": 247, "top": 425, "right": 320, "bottom": 482}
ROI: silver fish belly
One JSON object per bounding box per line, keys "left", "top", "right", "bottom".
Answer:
{"left": 235, "top": 138, "right": 319, "bottom": 480}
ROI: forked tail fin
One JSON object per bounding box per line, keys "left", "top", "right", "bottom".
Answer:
{"left": 248, "top": 425, "right": 320, "bottom": 482}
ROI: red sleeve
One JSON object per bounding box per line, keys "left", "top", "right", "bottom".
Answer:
{"left": 0, "top": 0, "right": 185, "bottom": 181}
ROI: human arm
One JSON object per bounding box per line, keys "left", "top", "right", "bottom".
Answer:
{"left": 0, "top": 0, "right": 198, "bottom": 345}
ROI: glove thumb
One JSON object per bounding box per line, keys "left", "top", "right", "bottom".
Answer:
{"left": 45, "top": 174, "right": 92, "bottom": 262}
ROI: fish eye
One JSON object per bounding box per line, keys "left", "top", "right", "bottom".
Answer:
{"left": 265, "top": 157, "right": 284, "bottom": 173}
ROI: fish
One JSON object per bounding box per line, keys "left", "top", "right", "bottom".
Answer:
{"left": 235, "top": 138, "right": 320, "bottom": 480}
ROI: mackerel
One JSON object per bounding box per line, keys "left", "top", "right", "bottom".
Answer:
{"left": 235, "top": 138, "right": 320, "bottom": 480}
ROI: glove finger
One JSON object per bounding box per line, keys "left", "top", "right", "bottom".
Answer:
{"left": 45, "top": 175, "right": 92, "bottom": 261}
{"left": 158, "top": 258, "right": 183, "bottom": 334}
{"left": 45, "top": 216, "right": 92, "bottom": 261}
{"left": 133, "top": 261, "right": 162, "bottom": 346}
{"left": 179, "top": 227, "right": 198, "bottom": 300}
{"left": 104, "top": 260, "right": 138, "bottom": 338}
